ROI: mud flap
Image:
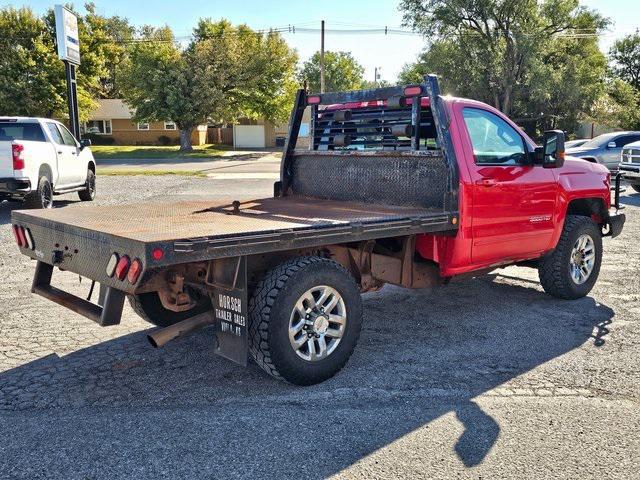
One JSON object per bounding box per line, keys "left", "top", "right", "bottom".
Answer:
{"left": 208, "top": 256, "right": 248, "bottom": 366}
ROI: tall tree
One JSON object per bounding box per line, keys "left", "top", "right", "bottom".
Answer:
{"left": 0, "top": 5, "right": 135, "bottom": 121}
{"left": 399, "top": 0, "right": 608, "bottom": 124}
{"left": 0, "top": 7, "right": 66, "bottom": 118}
{"left": 298, "top": 51, "right": 365, "bottom": 93}
{"left": 610, "top": 33, "right": 640, "bottom": 90}
{"left": 118, "top": 20, "right": 298, "bottom": 151}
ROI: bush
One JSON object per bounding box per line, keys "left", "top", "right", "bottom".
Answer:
{"left": 83, "top": 133, "right": 115, "bottom": 145}
{"left": 158, "top": 135, "right": 172, "bottom": 146}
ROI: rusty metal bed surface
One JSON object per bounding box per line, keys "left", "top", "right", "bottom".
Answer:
{"left": 14, "top": 196, "right": 453, "bottom": 244}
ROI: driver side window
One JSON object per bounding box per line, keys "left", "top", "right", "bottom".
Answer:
{"left": 463, "top": 108, "right": 526, "bottom": 165}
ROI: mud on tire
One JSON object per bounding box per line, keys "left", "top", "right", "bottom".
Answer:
{"left": 248, "top": 256, "right": 363, "bottom": 385}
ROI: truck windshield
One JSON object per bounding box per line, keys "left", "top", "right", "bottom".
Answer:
{"left": 0, "top": 122, "right": 46, "bottom": 142}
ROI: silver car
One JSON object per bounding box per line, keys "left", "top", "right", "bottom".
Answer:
{"left": 566, "top": 131, "right": 640, "bottom": 171}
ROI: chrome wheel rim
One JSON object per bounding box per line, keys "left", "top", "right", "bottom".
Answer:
{"left": 42, "top": 182, "right": 53, "bottom": 208}
{"left": 569, "top": 234, "right": 595, "bottom": 285}
{"left": 288, "top": 285, "right": 347, "bottom": 362}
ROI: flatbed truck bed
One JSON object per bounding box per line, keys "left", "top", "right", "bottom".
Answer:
{"left": 12, "top": 194, "right": 455, "bottom": 291}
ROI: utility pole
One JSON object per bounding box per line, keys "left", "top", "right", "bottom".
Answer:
{"left": 320, "top": 20, "right": 325, "bottom": 93}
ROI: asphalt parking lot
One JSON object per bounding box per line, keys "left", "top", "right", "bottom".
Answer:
{"left": 0, "top": 175, "right": 638, "bottom": 479}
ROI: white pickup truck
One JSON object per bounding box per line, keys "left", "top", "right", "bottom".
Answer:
{"left": 0, "top": 117, "right": 96, "bottom": 208}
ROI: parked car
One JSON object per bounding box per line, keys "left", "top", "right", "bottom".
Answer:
{"left": 11, "top": 76, "right": 624, "bottom": 385}
{"left": 565, "top": 138, "right": 589, "bottom": 148}
{"left": 566, "top": 131, "right": 640, "bottom": 171}
{"left": 0, "top": 117, "right": 96, "bottom": 208}
{"left": 619, "top": 140, "right": 640, "bottom": 193}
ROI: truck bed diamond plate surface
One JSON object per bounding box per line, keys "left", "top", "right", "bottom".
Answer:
{"left": 13, "top": 196, "right": 443, "bottom": 243}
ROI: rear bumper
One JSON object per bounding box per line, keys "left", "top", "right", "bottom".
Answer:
{"left": 0, "top": 177, "right": 31, "bottom": 195}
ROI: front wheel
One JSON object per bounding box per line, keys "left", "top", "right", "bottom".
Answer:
{"left": 538, "top": 215, "right": 602, "bottom": 299}
{"left": 630, "top": 184, "right": 640, "bottom": 194}
{"left": 248, "top": 256, "right": 363, "bottom": 385}
{"left": 78, "top": 169, "right": 96, "bottom": 201}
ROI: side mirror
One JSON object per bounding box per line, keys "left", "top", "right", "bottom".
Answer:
{"left": 607, "top": 141, "right": 616, "bottom": 149}
{"left": 80, "top": 138, "right": 92, "bottom": 150}
{"left": 534, "top": 130, "right": 565, "bottom": 169}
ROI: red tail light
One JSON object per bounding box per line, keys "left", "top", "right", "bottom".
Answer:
{"left": 16, "top": 226, "right": 26, "bottom": 248}
{"left": 12, "top": 144, "right": 25, "bottom": 170}
{"left": 403, "top": 85, "right": 423, "bottom": 97}
{"left": 12, "top": 225, "right": 24, "bottom": 247}
{"left": 152, "top": 247, "right": 164, "bottom": 261}
{"left": 127, "top": 258, "right": 143, "bottom": 284}
{"left": 307, "top": 95, "right": 321, "bottom": 105}
{"left": 114, "top": 255, "right": 130, "bottom": 280}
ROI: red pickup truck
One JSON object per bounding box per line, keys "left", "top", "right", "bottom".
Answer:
{"left": 11, "top": 75, "right": 625, "bottom": 385}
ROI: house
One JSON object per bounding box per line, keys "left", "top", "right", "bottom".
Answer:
{"left": 83, "top": 99, "right": 207, "bottom": 146}
{"left": 231, "top": 108, "right": 311, "bottom": 149}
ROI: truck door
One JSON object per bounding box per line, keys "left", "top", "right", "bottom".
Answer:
{"left": 459, "top": 107, "right": 557, "bottom": 265}
{"left": 55, "top": 123, "right": 85, "bottom": 185}
{"left": 44, "top": 122, "right": 70, "bottom": 187}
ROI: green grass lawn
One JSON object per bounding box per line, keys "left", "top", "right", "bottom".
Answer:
{"left": 91, "top": 144, "right": 231, "bottom": 159}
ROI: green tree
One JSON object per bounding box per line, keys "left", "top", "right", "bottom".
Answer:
{"left": 610, "top": 32, "right": 640, "bottom": 90}
{"left": 298, "top": 51, "right": 365, "bottom": 93}
{"left": 399, "top": 0, "right": 608, "bottom": 133}
{"left": 118, "top": 20, "right": 298, "bottom": 151}
{"left": 0, "top": 5, "right": 134, "bottom": 122}
{"left": 590, "top": 78, "right": 640, "bottom": 131}
{"left": 0, "top": 7, "right": 66, "bottom": 118}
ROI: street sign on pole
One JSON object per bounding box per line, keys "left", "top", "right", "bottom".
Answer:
{"left": 54, "top": 5, "right": 81, "bottom": 140}
{"left": 54, "top": 5, "right": 80, "bottom": 65}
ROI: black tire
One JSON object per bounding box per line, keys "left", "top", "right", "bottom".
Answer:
{"left": 78, "top": 169, "right": 96, "bottom": 201}
{"left": 248, "top": 256, "right": 363, "bottom": 385}
{"left": 538, "top": 215, "right": 602, "bottom": 299}
{"left": 631, "top": 184, "right": 640, "bottom": 194}
{"left": 128, "top": 291, "right": 212, "bottom": 327}
{"left": 25, "top": 176, "right": 53, "bottom": 209}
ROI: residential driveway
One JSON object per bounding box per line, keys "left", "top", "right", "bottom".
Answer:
{"left": 0, "top": 176, "right": 638, "bottom": 479}
{"left": 96, "top": 150, "right": 282, "bottom": 179}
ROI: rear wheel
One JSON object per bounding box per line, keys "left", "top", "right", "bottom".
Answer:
{"left": 25, "top": 176, "right": 53, "bottom": 209}
{"left": 78, "top": 169, "right": 96, "bottom": 201}
{"left": 631, "top": 184, "right": 640, "bottom": 193}
{"left": 538, "top": 215, "right": 602, "bottom": 299}
{"left": 128, "top": 290, "right": 211, "bottom": 327}
{"left": 248, "top": 256, "right": 362, "bottom": 385}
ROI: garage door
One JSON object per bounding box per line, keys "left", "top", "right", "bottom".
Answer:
{"left": 233, "top": 125, "right": 265, "bottom": 148}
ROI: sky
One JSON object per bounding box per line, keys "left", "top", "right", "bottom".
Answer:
{"left": 7, "top": 0, "right": 639, "bottom": 82}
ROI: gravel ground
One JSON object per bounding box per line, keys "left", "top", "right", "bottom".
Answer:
{"left": 0, "top": 175, "right": 638, "bottom": 479}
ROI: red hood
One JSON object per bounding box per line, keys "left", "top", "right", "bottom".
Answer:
{"left": 563, "top": 156, "right": 609, "bottom": 175}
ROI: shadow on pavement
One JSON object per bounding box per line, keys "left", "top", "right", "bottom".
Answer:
{"left": 0, "top": 274, "right": 614, "bottom": 478}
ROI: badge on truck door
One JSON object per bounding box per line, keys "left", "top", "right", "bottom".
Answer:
{"left": 209, "top": 256, "right": 248, "bottom": 366}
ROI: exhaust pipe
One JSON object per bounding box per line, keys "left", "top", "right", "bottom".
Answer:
{"left": 147, "top": 311, "right": 215, "bottom": 348}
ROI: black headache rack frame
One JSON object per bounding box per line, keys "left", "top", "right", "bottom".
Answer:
{"left": 277, "top": 74, "right": 460, "bottom": 213}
